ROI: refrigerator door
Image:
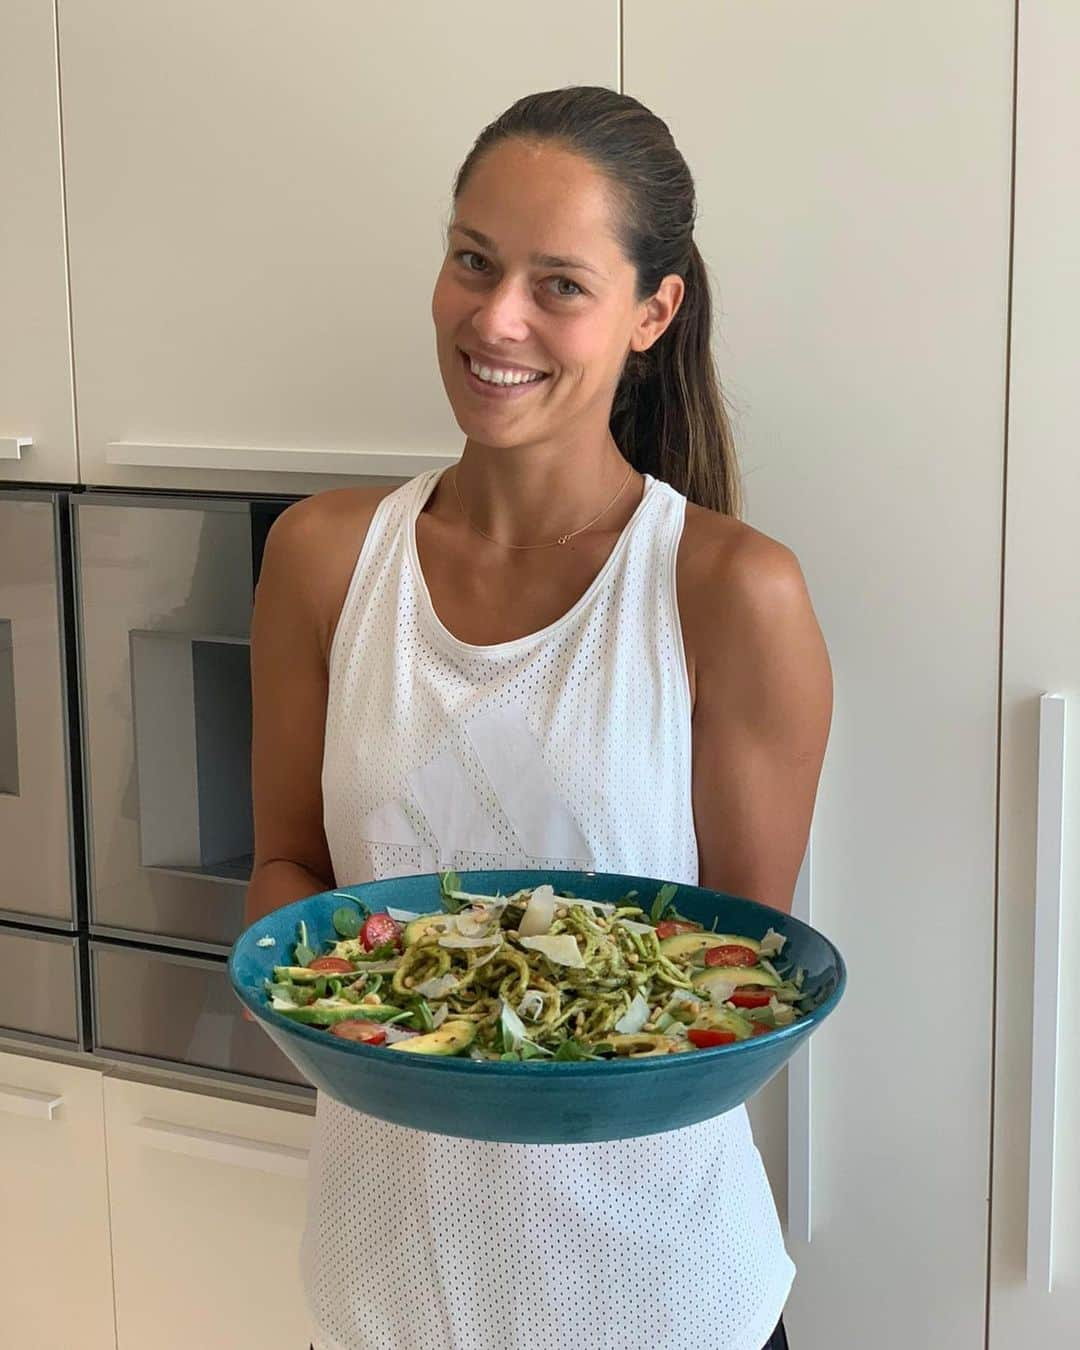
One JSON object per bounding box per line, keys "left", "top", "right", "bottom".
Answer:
{"left": 75, "top": 495, "right": 255, "bottom": 950}
{"left": 0, "top": 926, "right": 80, "bottom": 1046}
{"left": 0, "top": 492, "right": 77, "bottom": 926}
{"left": 91, "top": 941, "right": 306, "bottom": 1089}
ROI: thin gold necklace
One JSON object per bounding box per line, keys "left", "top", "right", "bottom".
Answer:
{"left": 452, "top": 461, "right": 635, "bottom": 550}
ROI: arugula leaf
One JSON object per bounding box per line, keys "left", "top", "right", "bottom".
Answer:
{"left": 406, "top": 998, "right": 435, "bottom": 1033}
{"left": 358, "top": 941, "right": 397, "bottom": 962}
{"left": 553, "top": 1038, "right": 595, "bottom": 1062}
{"left": 439, "top": 870, "right": 465, "bottom": 913}
{"left": 650, "top": 883, "right": 679, "bottom": 924}
{"left": 332, "top": 904, "right": 365, "bottom": 939}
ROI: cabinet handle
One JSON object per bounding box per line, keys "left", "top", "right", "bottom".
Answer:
{"left": 106, "top": 440, "right": 457, "bottom": 478}
{"left": 0, "top": 437, "right": 32, "bottom": 461}
{"left": 1027, "top": 693, "right": 1067, "bottom": 1291}
{"left": 787, "top": 834, "right": 813, "bottom": 1243}
{"left": 0, "top": 1084, "right": 64, "bottom": 1119}
{"left": 134, "top": 1116, "right": 309, "bottom": 1178}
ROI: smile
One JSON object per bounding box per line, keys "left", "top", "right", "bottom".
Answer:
{"left": 458, "top": 348, "right": 550, "bottom": 396}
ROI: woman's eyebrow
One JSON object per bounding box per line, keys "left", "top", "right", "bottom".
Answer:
{"left": 450, "top": 223, "right": 604, "bottom": 277}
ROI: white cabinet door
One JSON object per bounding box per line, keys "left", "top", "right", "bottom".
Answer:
{"left": 0, "top": 1051, "right": 116, "bottom": 1350}
{"left": 990, "top": 2, "right": 1080, "bottom": 1338}
{"left": 625, "top": 4, "right": 1012, "bottom": 1346}
{"left": 0, "top": 1, "right": 78, "bottom": 483}
{"left": 105, "top": 1077, "right": 314, "bottom": 1350}
{"left": 57, "top": 1, "right": 618, "bottom": 495}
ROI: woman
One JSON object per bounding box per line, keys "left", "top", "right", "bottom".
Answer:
{"left": 248, "top": 86, "right": 832, "bottom": 1350}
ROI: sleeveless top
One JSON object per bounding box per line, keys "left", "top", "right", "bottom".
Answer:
{"left": 303, "top": 468, "right": 795, "bottom": 1350}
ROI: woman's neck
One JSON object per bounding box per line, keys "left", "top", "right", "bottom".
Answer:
{"left": 449, "top": 432, "right": 637, "bottom": 546}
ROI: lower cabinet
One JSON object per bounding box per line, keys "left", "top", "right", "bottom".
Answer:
{"left": 0, "top": 1051, "right": 116, "bottom": 1350}
{"left": 0, "top": 1051, "right": 316, "bottom": 1350}
{"left": 104, "top": 1077, "right": 314, "bottom": 1350}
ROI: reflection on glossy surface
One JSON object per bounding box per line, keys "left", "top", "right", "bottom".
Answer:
{"left": 0, "top": 929, "right": 78, "bottom": 1042}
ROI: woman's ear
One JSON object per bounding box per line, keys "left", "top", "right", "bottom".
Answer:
{"left": 630, "top": 273, "right": 686, "bottom": 353}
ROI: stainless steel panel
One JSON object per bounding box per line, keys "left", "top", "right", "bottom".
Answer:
{"left": 0, "top": 927, "right": 79, "bottom": 1043}
{"left": 75, "top": 496, "right": 254, "bottom": 948}
{"left": 0, "top": 494, "right": 76, "bottom": 924}
{"left": 91, "top": 942, "right": 305, "bottom": 1087}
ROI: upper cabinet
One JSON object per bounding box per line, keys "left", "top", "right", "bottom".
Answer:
{"left": 0, "top": 2, "right": 78, "bottom": 484}
{"left": 624, "top": 3, "right": 1013, "bottom": 1347}
{"left": 56, "top": 0, "right": 619, "bottom": 494}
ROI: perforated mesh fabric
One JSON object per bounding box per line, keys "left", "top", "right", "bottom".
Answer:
{"left": 305, "top": 470, "right": 795, "bottom": 1350}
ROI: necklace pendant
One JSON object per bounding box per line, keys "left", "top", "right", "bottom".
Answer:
{"left": 556, "top": 535, "right": 570, "bottom": 546}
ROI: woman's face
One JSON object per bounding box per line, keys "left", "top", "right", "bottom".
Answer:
{"left": 431, "top": 139, "right": 681, "bottom": 451}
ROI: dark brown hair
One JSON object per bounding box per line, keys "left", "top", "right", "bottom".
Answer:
{"left": 452, "top": 85, "right": 740, "bottom": 517}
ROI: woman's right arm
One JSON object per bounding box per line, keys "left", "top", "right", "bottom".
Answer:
{"left": 245, "top": 500, "right": 337, "bottom": 926}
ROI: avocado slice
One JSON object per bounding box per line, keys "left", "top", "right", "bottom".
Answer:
{"left": 658, "top": 931, "right": 761, "bottom": 962}
{"left": 691, "top": 1005, "right": 755, "bottom": 1040}
{"left": 272, "top": 965, "right": 326, "bottom": 983}
{"left": 402, "top": 913, "right": 453, "bottom": 946}
{"left": 275, "top": 1001, "right": 407, "bottom": 1027}
{"left": 388, "top": 1020, "right": 476, "bottom": 1055}
{"left": 692, "top": 965, "right": 781, "bottom": 996}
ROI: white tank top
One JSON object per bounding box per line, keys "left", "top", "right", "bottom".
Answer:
{"left": 304, "top": 468, "right": 795, "bottom": 1350}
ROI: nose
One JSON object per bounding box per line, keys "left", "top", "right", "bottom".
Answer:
{"left": 470, "top": 276, "right": 532, "bottom": 346}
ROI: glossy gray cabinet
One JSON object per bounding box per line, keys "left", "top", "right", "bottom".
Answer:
{"left": 0, "top": 492, "right": 77, "bottom": 926}
{"left": 91, "top": 941, "right": 306, "bottom": 1088}
{"left": 74, "top": 495, "right": 254, "bottom": 950}
{"left": 0, "top": 927, "right": 80, "bottom": 1045}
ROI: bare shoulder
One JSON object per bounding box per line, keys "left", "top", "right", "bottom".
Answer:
{"left": 677, "top": 501, "right": 826, "bottom": 701}
{"left": 258, "top": 483, "right": 399, "bottom": 656}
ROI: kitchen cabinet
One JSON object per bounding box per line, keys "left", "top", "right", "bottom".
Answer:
{"left": 0, "top": 928, "right": 81, "bottom": 1047}
{"left": 0, "top": 492, "right": 78, "bottom": 925}
{"left": 989, "top": 1, "right": 1080, "bottom": 1338}
{"left": 0, "top": 1051, "right": 116, "bottom": 1350}
{"left": 0, "top": 2, "right": 78, "bottom": 484}
{"left": 56, "top": 0, "right": 619, "bottom": 495}
{"left": 625, "top": 3, "right": 1012, "bottom": 1345}
{"left": 104, "top": 1076, "right": 314, "bottom": 1350}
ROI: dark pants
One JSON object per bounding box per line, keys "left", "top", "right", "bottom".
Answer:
{"left": 310, "top": 1323, "right": 788, "bottom": 1350}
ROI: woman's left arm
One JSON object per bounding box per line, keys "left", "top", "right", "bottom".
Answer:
{"left": 683, "top": 525, "right": 833, "bottom": 912}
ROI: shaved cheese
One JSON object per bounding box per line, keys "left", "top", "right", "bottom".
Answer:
{"left": 759, "top": 927, "right": 787, "bottom": 958}
{"left": 255, "top": 935, "right": 276, "bottom": 947}
{"left": 386, "top": 907, "right": 422, "bottom": 923}
{"left": 383, "top": 1024, "right": 419, "bottom": 1044}
{"left": 437, "top": 933, "right": 502, "bottom": 950}
{"left": 769, "top": 996, "right": 797, "bottom": 1026}
{"left": 615, "top": 991, "right": 650, "bottom": 1034}
{"left": 519, "top": 934, "right": 586, "bottom": 968}
{"left": 499, "top": 1000, "right": 528, "bottom": 1052}
{"left": 518, "top": 885, "right": 557, "bottom": 937}
{"left": 269, "top": 996, "right": 296, "bottom": 1011}
{"left": 617, "top": 919, "right": 654, "bottom": 935}
{"left": 415, "top": 972, "right": 459, "bottom": 1000}
{"left": 430, "top": 1002, "right": 450, "bottom": 1029}
{"left": 516, "top": 989, "right": 546, "bottom": 1022}
{"left": 707, "top": 980, "right": 737, "bottom": 1006}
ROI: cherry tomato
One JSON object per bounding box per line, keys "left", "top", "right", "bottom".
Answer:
{"left": 307, "top": 956, "right": 355, "bottom": 974}
{"left": 329, "top": 1020, "right": 387, "bottom": 1044}
{"left": 655, "top": 919, "right": 702, "bottom": 940}
{"left": 729, "top": 987, "right": 773, "bottom": 1009}
{"left": 703, "top": 944, "right": 759, "bottom": 968}
{"left": 360, "top": 912, "right": 402, "bottom": 952}
{"left": 751, "top": 1023, "right": 774, "bottom": 1037}
{"left": 687, "top": 1028, "right": 737, "bottom": 1048}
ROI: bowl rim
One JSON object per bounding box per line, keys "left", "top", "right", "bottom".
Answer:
{"left": 228, "top": 869, "right": 847, "bottom": 1078}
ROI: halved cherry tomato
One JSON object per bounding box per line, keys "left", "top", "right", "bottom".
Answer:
{"left": 751, "top": 1023, "right": 774, "bottom": 1037}
{"left": 703, "top": 944, "right": 759, "bottom": 968}
{"left": 307, "top": 956, "right": 355, "bottom": 974}
{"left": 729, "top": 987, "right": 773, "bottom": 1009}
{"left": 654, "top": 919, "right": 702, "bottom": 940}
{"left": 329, "top": 1020, "right": 387, "bottom": 1044}
{"left": 360, "top": 912, "right": 402, "bottom": 952}
{"left": 687, "top": 1028, "right": 737, "bottom": 1048}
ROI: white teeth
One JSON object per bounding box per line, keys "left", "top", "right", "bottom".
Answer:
{"left": 468, "top": 356, "right": 545, "bottom": 386}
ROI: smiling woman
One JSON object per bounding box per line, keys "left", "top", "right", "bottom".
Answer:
{"left": 247, "top": 86, "right": 830, "bottom": 1350}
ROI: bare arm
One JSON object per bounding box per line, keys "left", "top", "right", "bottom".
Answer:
{"left": 684, "top": 526, "right": 833, "bottom": 913}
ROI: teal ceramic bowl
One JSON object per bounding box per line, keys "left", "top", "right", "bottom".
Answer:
{"left": 229, "top": 870, "right": 845, "bottom": 1144}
